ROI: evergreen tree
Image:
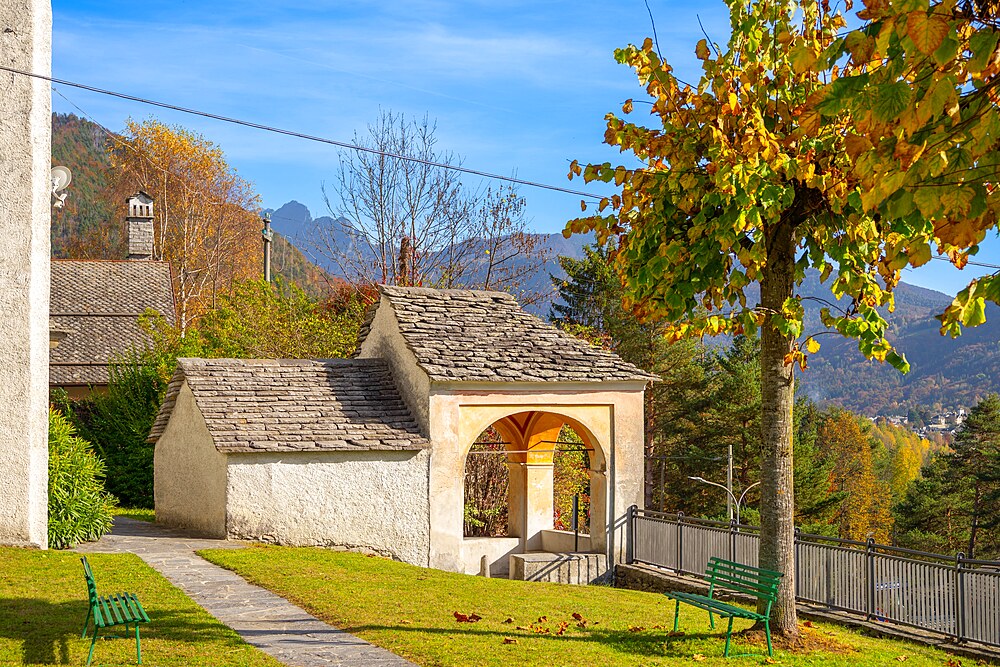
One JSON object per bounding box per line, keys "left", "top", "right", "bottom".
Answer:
{"left": 551, "top": 245, "right": 709, "bottom": 509}
{"left": 896, "top": 394, "right": 1000, "bottom": 559}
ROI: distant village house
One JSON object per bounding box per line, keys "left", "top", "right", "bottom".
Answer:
{"left": 49, "top": 192, "right": 176, "bottom": 398}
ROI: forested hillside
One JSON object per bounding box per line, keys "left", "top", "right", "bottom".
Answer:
{"left": 50, "top": 113, "right": 328, "bottom": 294}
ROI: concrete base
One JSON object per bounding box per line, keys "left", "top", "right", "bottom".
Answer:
{"left": 509, "top": 552, "right": 608, "bottom": 585}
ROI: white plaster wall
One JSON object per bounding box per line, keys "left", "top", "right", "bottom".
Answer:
{"left": 226, "top": 449, "right": 431, "bottom": 566}
{"left": 0, "top": 0, "right": 51, "bottom": 548}
{"left": 356, "top": 297, "right": 432, "bottom": 435}
{"left": 153, "top": 382, "right": 228, "bottom": 537}
{"left": 461, "top": 536, "right": 520, "bottom": 576}
{"left": 427, "top": 383, "right": 647, "bottom": 572}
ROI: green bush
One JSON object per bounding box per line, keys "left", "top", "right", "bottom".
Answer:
{"left": 48, "top": 408, "right": 116, "bottom": 549}
{"left": 73, "top": 351, "right": 165, "bottom": 508}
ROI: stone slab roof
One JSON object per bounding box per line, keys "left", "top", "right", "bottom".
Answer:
{"left": 359, "top": 286, "right": 658, "bottom": 383}
{"left": 148, "top": 358, "right": 429, "bottom": 453}
{"left": 50, "top": 260, "right": 175, "bottom": 386}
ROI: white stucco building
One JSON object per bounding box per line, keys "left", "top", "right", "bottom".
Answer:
{"left": 150, "top": 286, "right": 655, "bottom": 576}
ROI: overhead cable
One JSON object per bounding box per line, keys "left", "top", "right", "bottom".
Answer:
{"left": 1, "top": 64, "right": 602, "bottom": 200}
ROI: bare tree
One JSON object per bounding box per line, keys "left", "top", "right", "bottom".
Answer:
{"left": 311, "top": 111, "right": 549, "bottom": 299}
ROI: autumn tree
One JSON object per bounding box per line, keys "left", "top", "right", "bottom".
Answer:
{"left": 108, "top": 118, "right": 263, "bottom": 332}
{"left": 562, "top": 0, "right": 1000, "bottom": 634}
{"left": 313, "top": 111, "right": 549, "bottom": 300}
{"left": 818, "top": 410, "right": 894, "bottom": 543}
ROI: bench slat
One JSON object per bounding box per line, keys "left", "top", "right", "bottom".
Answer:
{"left": 665, "top": 592, "right": 767, "bottom": 620}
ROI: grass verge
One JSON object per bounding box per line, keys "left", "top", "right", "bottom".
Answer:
{"left": 0, "top": 548, "right": 280, "bottom": 666}
{"left": 200, "top": 546, "right": 966, "bottom": 667}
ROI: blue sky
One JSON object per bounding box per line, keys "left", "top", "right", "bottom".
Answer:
{"left": 51, "top": 0, "right": 999, "bottom": 296}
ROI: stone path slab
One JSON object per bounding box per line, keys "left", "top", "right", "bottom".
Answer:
{"left": 76, "top": 517, "right": 417, "bottom": 667}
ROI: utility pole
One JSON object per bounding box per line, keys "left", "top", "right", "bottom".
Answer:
{"left": 262, "top": 212, "right": 273, "bottom": 282}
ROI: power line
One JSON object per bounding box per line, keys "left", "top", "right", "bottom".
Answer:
{"left": 5, "top": 64, "right": 603, "bottom": 201}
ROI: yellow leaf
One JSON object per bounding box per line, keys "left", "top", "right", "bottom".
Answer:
{"left": 692, "top": 654, "right": 707, "bottom": 662}
{"left": 907, "top": 242, "right": 932, "bottom": 267}
{"left": 695, "top": 39, "right": 710, "bottom": 60}
{"left": 806, "top": 337, "right": 821, "bottom": 354}
{"left": 845, "top": 134, "right": 873, "bottom": 160}
{"left": 906, "top": 11, "right": 949, "bottom": 56}
{"left": 622, "top": 99, "right": 634, "bottom": 114}
{"left": 789, "top": 44, "right": 818, "bottom": 74}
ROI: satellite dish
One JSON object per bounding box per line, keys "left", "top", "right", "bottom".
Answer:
{"left": 51, "top": 166, "right": 72, "bottom": 208}
{"left": 51, "top": 166, "right": 72, "bottom": 191}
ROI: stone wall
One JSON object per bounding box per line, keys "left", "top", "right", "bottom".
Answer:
{"left": 226, "top": 449, "right": 432, "bottom": 566}
{"left": 0, "top": 0, "right": 50, "bottom": 548}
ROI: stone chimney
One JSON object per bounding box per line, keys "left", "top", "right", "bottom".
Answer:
{"left": 126, "top": 191, "right": 154, "bottom": 260}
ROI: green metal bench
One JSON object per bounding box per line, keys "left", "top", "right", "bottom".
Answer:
{"left": 81, "top": 556, "right": 151, "bottom": 666}
{"left": 665, "top": 556, "right": 783, "bottom": 657}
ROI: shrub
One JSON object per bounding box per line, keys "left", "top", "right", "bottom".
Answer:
{"left": 74, "top": 351, "right": 165, "bottom": 508}
{"left": 48, "top": 408, "right": 116, "bottom": 549}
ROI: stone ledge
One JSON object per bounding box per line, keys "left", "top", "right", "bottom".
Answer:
{"left": 510, "top": 552, "right": 609, "bottom": 585}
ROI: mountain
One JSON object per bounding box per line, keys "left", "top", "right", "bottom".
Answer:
{"left": 51, "top": 113, "right": 114, "bottom": 257}
{"left": 266, "top": 200, "right": 592, "bottom": 310}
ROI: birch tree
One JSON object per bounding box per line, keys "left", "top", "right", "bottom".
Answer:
{"left": 108, "top": 119, "right": 262, "bottom": 331}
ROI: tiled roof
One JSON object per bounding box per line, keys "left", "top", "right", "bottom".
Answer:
{"left": 50, "top": 260, "right": 175, "bottom": 386}
{"left": 148, "top": 358, "right": 429, "bottom": 453}
{"left": 360, "top": 286, "right": 658, "bottom": 383}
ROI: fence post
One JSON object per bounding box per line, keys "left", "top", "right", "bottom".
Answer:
{"left": 865, "top": 538, "right": 876, "bottom": 621}
{"left": 794, "top": 527, "right": 801, "bottom": 599}
{"left": 677, "top": 512, "right": 684, "bottom": 575}
{"left": 729, "top": 518, "right": 736, "bottom": 563}
{"left": 955, "top": 552, "right": 966, "bottom": 642}
{"left": 626, "top": 505, "right": 636, "bottom": 564}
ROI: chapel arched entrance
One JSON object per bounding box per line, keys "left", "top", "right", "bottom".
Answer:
{"left": 459, "top": 409, "right": 608, "bottom": 575}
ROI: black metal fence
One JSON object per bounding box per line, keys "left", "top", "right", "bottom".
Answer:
{"left": 626, "top": 507, "right": 1000, "bottom": 648}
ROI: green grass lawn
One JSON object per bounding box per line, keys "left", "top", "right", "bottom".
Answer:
{"left": 0, "top": 548, "right": 280, "bottom": 666}
{"left": 200, "top": 546, "right": 970, "bottom": 667}
{"left": 113, "top": 508, "right": 155, "bottom": 523}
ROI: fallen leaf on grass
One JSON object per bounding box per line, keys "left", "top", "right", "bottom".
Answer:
{"left": 453, "top": 611, "right": 482, "bottom": 623}
{"left": 502, "top": 637, "right": 518, "bottom": 645}
{"left": 537, "top": 616, "right": 547, "bottom": 623}
{"left": 764, "top": 658, "right": 778, "bottom": 665}
{"left": 576, "top": 621, "right": 588, "bottom": 629}
{"left": 895, "top": 657, "right": 908, "bottom": 662}
{"left": 556, "top": 621, "right": 569, "bottom": 636}
{"left": 502, "top": 617, "right": 514, "bottom": 624}
{"left": 399, "top": 620, "right": 412, "bottom": 625}
{"left": 572, "top": 612, "right": 584, "bottom": 621}
{"left": 692, "top": 654, "right": 707, "bottom": 662}
{"left": 666, "top": 630, "right": 686, "bottom": 637}
{"left": 803, "top": 620, "right": 814, "bottom": 628}
{"left": 628, "top": 626, "right": 646, "bottom": 633}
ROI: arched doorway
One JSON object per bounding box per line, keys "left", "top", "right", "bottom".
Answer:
{"left": 459, "top": 410, "right": 607, "bottom": 575}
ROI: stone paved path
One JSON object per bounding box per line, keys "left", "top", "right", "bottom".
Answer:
{"left": 75, "top": 517, "right": 418, "bottom": 667}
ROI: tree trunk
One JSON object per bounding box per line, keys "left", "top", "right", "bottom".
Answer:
{"left": 644, "top": 390, "right": 656, "bottom": 509}
{"left": 968, "top": 486, "right": 981, "bottom": 559}
{"left": 758, "top": 213, "right": 799, "bottom": 638}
